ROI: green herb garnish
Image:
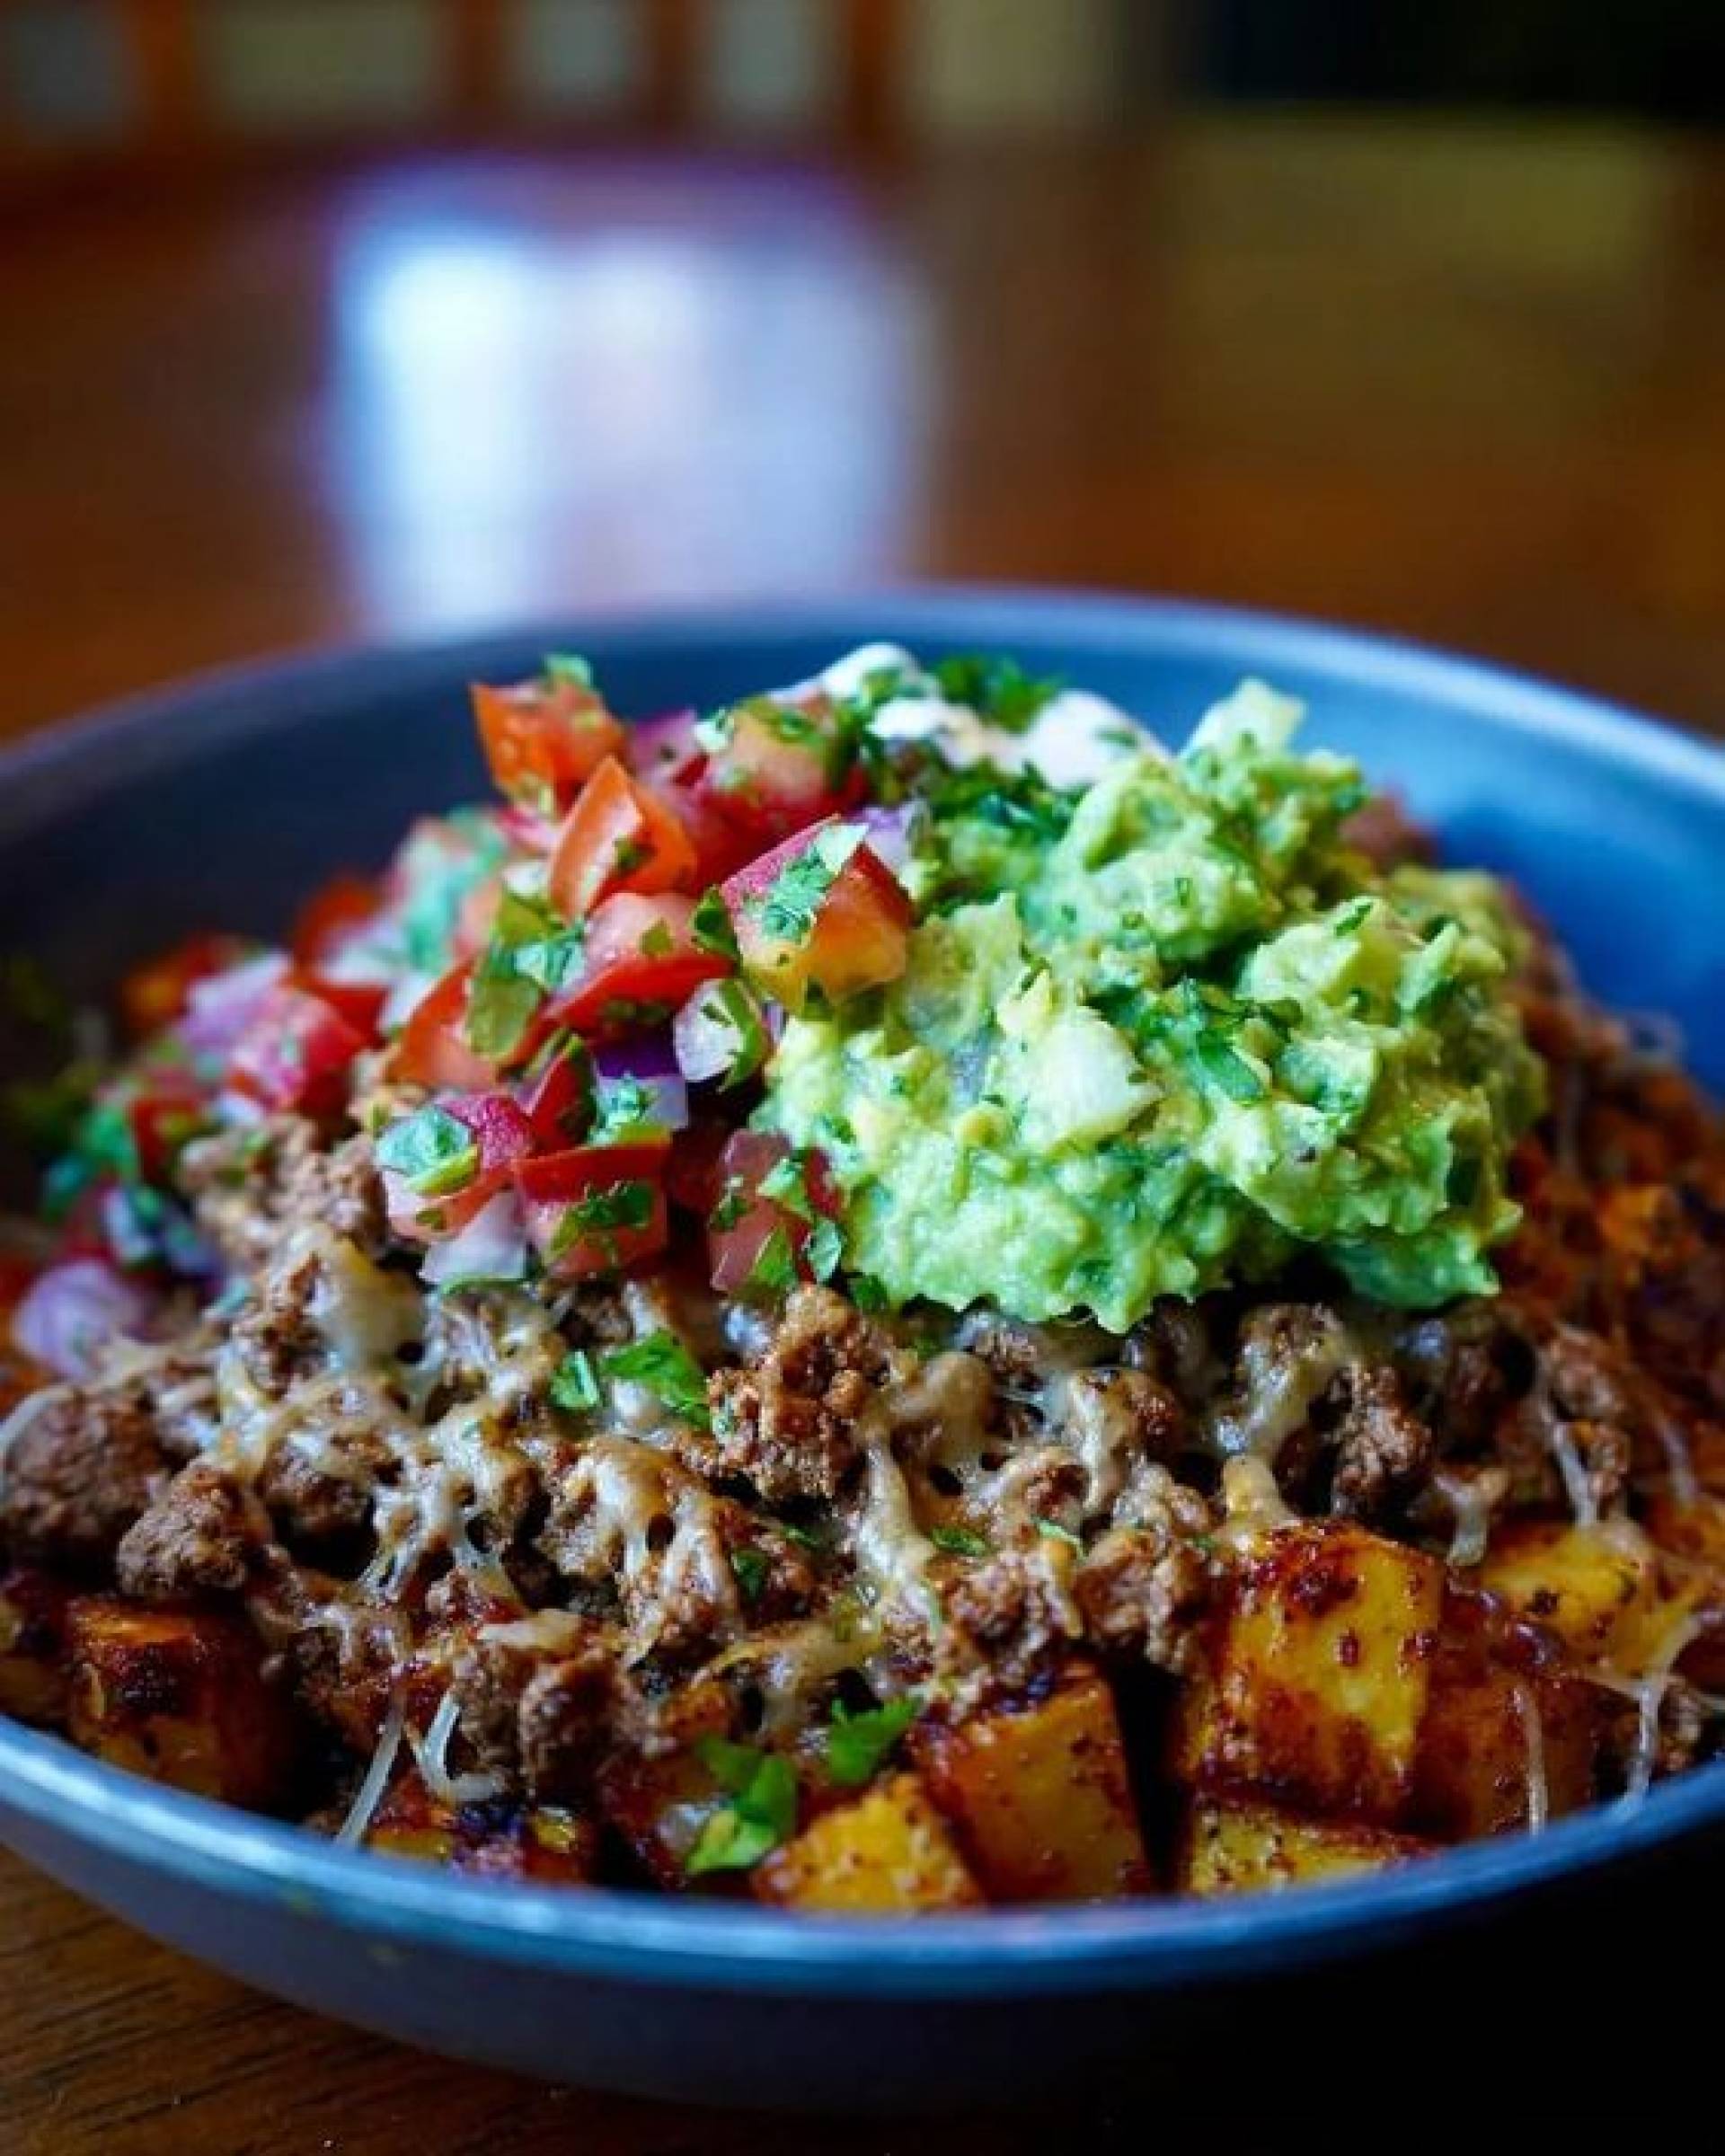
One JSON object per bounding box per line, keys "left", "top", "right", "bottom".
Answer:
{"left": 550, "top": 1348, "right": 602, "bottom": 1413}
{"left": 601, "top": 1330, "right": 710, "bottom": 1428}
{"left": 374, "top": 1102, "right": 479, "bottom": 1195}
{"left": 685, "top": 1740, "right": 799, "bottom": 1877}
{"left": 825, "top": 1693, "right": 922, "bottom": 1788}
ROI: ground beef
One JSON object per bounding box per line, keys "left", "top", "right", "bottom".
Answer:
{"left": 702, "top": 1286, "right": 894, "bottom": 1502}
{"left": 115, "top": 1459, "right": 271, "bottom": 1599}
{"left": 935, "top": 1548, "right": 1074, "bottom": 1700}
{"left": 1075, "top": 1523, "right": 1212, "bottom": 1675}
{"left": 179, "top": 1118, "right": 385, "bottom": 1275}
{"left": 0, "top": 1388, "right": 171, "bottom": 1568}
{"left": 1330, "top": 1365, "right": 1434, "bottom": 1519}
{"left": 255, "top": 1434, "right": 383, "bottom": 1551}
{"left": 1396, "top": 1302, "right": 1529, "bottom": 1453}
{"left": 448, "top": 1618, "right": 622, "bottom": 1798}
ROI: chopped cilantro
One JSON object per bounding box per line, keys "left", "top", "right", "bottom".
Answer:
{"left": 744, "top": 1224, "right": 799, "bottom": 1297}
{"left": 685, "top": 1740, "right": 798, "bottom": 1876}
{"left": 691, "top": 888, "right": 740, "bottom": 959}
{"left": 374, "top": 1103, "right": 478, "bottom": 1195}
{"left": 754, "top": 826, "right": 861, "bottom": 946}
{"left": 803, "top": 1215, "right": 844, "bottom": 1282}
{"left": 930, "top": 1524, "right": 989, "bottom": 1559}
{"left": 548, "top": 1178, "right": 657, "bottom": 1259}
{"left": 1034, "top": 1517, "right": 1084, "bottom": 1551}
{"left": 1191, "top": 1034, "right": 1266, "bottom": 1104}
{"left": 848, "top": 1274, "right": 890, "bottom": 1313}
{"left": 601, "top": 1330, "right": 710, "bottom": 1428}
{"left": 730, "top": 1547, "right": 770, "bottom": 1603}
{"left": 825, "top": 1693, "right": 922, "bottom": 1788}
{"left": 931, "top": 654, "right": 1061, "bottom": 734}
{"left": 550, "top": 1349, "right": 602, "bottom": 1413}
{"left": 544, "top": 652, "right": 595, "bottom": 688}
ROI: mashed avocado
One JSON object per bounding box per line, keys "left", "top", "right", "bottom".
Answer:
{"left": 761, "top": 682, "right": 1544, "bottom": 1330}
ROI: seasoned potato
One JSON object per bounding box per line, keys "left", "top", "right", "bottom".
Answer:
{"left": 1173, "top": 1522, "right": 1444, "bottom": 1825}
{"left": 0, "top": 1565, "right": 71, "bottom": 1727}
{"left": 914, "top": 1662, "right": 1152, "bottom": 1901}
{"left": 1176, "top": 1798, "right": 1429, "bottom": 1896}
{"left": 1479, "top": 1521, "right": 1662, "bottom": 1668}
{"left": 755, "top": 1772, "right": 982, "bottom": 1912}
{"left": 1413, "top": 1656, "right": 1599, "bottom": 1839}
{"left": 65, "top": 1598, "right": 299, "bottom": 1807}
{"left": 367, "top": 1775, "right": 597, "bottom": 1883}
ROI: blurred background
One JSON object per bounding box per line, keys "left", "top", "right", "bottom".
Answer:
{"left": 1, "top": 0, "right": 1721, "bottom": 742}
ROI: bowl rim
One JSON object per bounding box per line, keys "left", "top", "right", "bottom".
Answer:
{"left": 4, "top": 583, "right": 1724, "bottom": 2001}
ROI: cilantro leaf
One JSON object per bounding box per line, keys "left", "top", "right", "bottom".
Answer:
{"left": 544, "top": 652, "right": 595, "bottom": 688}
{"left": 730, "top": 1547, "right": 770, "bottom": 1602}
{"left": 931, "top": 654, "right": 1062, "bottom": 734}
{"left": 825, "top": 1693, "right": 922, "bottom": 1788}
{"left": 930, "top": 1524, "right": 989, "bottom": 1559}
{"left": 550, "top": 1348, "right": 602, "bottom": 1413}
{"left": 685, "top": 1741, "right": 798, "bottom": 1876}
{"left": 744, "top": 1224, "right": 799, "bottom": 1298}
{"left": 374, "top": 1103, "right": 479, "bottom": 1195}
{"left": 753, "top": 826, "right": 862, "bottom": 946}
{"left": 601, "top": 1330, "right": 710, "bottom": 1428}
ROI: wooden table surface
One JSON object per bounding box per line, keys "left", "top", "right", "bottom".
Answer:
{"left": 2, "top": 115, "right": 1723, "bottom": 2151}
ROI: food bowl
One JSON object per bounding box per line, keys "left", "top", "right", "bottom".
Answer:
{"left": 3, "top": 589, "right": 1724, "bottom": 2107}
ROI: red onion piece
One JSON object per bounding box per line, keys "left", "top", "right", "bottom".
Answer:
{"left": 593, "top": 1042, "right": 690, "bottom": 1130}
{"left": 176, "top": 952, "right": 289, "bottom": 1060}
{"left": 627, "top": 707, "right": 703, "bottom": 782}
{"left": 11, "top": 1259, "right": 158, "bottom": 1378}
{"left": 420, "top": 1191, "right": 530, "bottom": 1289}
{"left": 854, "top": 802, "right": 918, "bottom": 878}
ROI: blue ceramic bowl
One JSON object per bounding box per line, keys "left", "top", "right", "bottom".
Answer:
{"left": 4, "top": 591, "right": 1725, "bottom": 2107}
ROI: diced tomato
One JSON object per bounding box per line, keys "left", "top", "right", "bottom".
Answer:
{"left": 473, "top": 676, "right": 626, "bottom": 807}
{"left": 385, "top": 1090, "right": 536, "bottom": 1242}
{"left": 227, "top": 985, "right": 368, "bottom": 1118}
{"left": 127, "top": 1072, "right": 209, "bottom": 1184}
{"left": 119, "top": 933, "right": 252, "bottom": 1039}
{"left": 546, "top": 757, "right": 698, "bottom": 918}
{"left": 666, "top": 1118, "right": 731, "bottom": 1216}
{"left": 292, "top": 873, "right": 380, "bottom": 968}
{"left": 721, "top": 822, "right": 911, "bottom": 1013}
{"left": 659, "top": 773, "right": 761, "bottom": 887}
{"left": 549, "top": 891, "right": 730, "bottom": 1040}
{"left": 518, "top": 1039, "right": 596, "bottom": 1151}
{"left": 706, "top": 1131, "right": 840, "bottom": 1295}
{"left": 295, "top": 969, "right": 386, "bottom": 1042}
{"left": 390, "top": 964, "right": 496, "bottom": 1091}
{"left": 514, "top": 1144, "right": 669, "bottom": 1278}
{"left": 697, "top": 695, "right": 863, "bottom": 844}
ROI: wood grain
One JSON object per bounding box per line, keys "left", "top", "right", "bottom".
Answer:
{"left": 0, "top": 119, "right": 1721, "bottom": 2148}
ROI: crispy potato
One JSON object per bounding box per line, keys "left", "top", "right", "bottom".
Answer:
{"left": 1413, "top": 1656, "right": 1599, "bottom": 1839}
{"left": 755, "top": 1772, "right": 982, "bottom": 1912}
{"left": 367, "top": 1774, "right": 597, "bottom": 1883}
{"left": 65, "top": 1597, "right": 299, "bottom": 1807}
{"left": 1479, "top": 1521, "right": 1663, "bottom": 1668}
{"left": 0, "top": 1565, "right": 71, "bottom": 1727}
{"left": 914, "top": 1663, "right": 1152, "bottom": 1902}
{"left": 1173, "top": 1521, "right": 1444, "bottom": 1825}
{"left": 1176, "top": 1797, "right": 1429, "bottom": 1896}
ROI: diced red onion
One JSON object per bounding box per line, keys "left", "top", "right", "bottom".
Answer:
{"left": 420, "top": 1191, "right": 530, "bottom": 1289}
{"left": 673, "top": 979, "right": 767, "bottom": 1086}
{"left": 176, "top": 952, "right": 289, "bottom": 1059}
{"left": 594, "top": 1042, "right": 689, "bottom": 1130}
{"left": 854, "top": 802, "right": 918, "bottom": 879}
{"left": 12, "top": 1259, "right": 158, "bottom": 1378}
{"left": 628, "top": 707, "right": 703, "bottom": 782}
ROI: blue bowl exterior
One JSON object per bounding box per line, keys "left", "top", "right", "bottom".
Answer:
{"left": 3, "top": 588, "right": 1725, "bottom": 2102}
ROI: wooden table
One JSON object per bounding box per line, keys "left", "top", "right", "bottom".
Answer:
{"left": 2, "top": 117, "right": 1723, "bottom": 2151}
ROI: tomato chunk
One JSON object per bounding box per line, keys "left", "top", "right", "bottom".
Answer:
{"left": 473, "top": 672, "right": 625, "bottom": 807}
{"left": 722, "top": 821, "right": 910, "bottom": 1012}
{"left": 390, "top": 964, "right": 496, "bottom": 1091}
{"left": 550, "top": 892, "right": 731, "bottom": 1039}
{"left": 127, "top": 1071, "right": 210, "bottom": 1184}
{"left": 547, "top": 758, "right": 698, "bottom": 918}
{"left": 514, "top": 1144, "right": 669, "bottom": 1278}
{"left": 706, "top": 1131, "right": 841, "bottom": 1296}
{"left": 292, "top": 874, "right": 380, "bottom": 969}
{"left": 119, "top": 934, "right": 252, "bottom": 1040}
{"left": 295, "top": 969, "right": 386, "bottom": 1042}
{"left": 698, "top": 695, "right": 862, "bottom": 844}
{"left": 518, "top": 1039, "right": 597, "bottom": 1151}
{"left": 228, "top": 985, "right": 368, "bottom": 1118}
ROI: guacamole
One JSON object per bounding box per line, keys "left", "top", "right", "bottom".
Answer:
{"left": 760, "top": 682, "right": 1544, "bottom": 1330}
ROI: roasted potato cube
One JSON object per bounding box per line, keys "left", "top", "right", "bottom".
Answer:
{"left": 0, "top": 1565, "right": 71, "bottom": 1727}
{"left": 1413, "top": 1657, "right": 1598, "bottom": 1839}
{"left": 913, "top": 1663, "right": 1152, "bottom": 1902}
{"left": 1173, "top": 1522, "right": 1443, "bottom": 1825}
{"left": 367, "top": 1775, "right": 597, "bottom": 1884}
{"left": 1176, "top": 1798, "right": 1429, "bottom": 1896}
{"left": 65, "top": 1597, "right": 299, "bottom": 1807}
{"left": 755, "top": 1772, "right": 982, "bottom": 1912}
{"left": 1479, "top": 1521, "right": 1661, "bottom": 1668}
